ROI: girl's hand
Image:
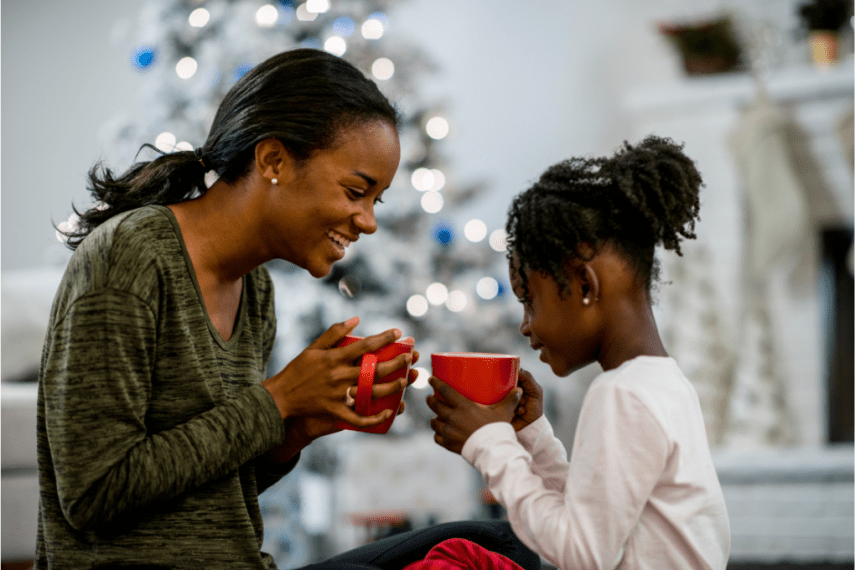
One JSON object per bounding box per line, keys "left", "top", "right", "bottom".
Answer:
{"left": 426, "top": 377, "right": 522, "bottom": 455}
{"left": 510, "top": 369, "right": 544, "bottom": 432}
{"left": 262, "top": 317, "right": 414, "bottom": 430}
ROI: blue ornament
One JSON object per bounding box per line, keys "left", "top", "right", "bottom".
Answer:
{"left": 368, "top": 12, "right": 389, "bottom": 28}
{"left": 131, "top": 46, "right": 156, "bottom": 70}
{"left": 233, "top": 64, "right": 252, "bottom": 82}
{"left": 432, "top": 222, "right": 455, "bottom": 246}
{"left": 332, "top": 17, "right": 355, "bottom": 37}
{"left": 496, "top": 281, "right": 507, "bottom": 297}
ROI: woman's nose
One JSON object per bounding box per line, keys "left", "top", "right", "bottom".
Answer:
{"left": 354, "top": 204, "right": 378, "bottom": 235}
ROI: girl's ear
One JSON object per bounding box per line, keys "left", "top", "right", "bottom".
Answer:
{"left": 578, "top": 262, "right": 600, "bottom": 306}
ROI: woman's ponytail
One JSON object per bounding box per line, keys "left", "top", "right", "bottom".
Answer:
{"left": 60, "top": 145, "right": 209, "bottom": 250}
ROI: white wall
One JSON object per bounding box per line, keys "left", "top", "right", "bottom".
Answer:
{"left": 2, "top": 0, "right": 150, "bottom": 271}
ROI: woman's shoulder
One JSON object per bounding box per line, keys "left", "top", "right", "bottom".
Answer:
{"left": 59, "top": 206, "right": 185, "bottom": 303}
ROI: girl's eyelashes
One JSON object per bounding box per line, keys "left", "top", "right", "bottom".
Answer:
{"left": 513, "top": 288, "right": 531, "bottom": 306}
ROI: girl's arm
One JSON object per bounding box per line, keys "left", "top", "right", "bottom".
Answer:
{"left": 514, "top": 415, "right": 570, "bottom": 493}
{"left": 461, "top": 382, "right": 669, "bottom": 570}
{"left": 511, "top": 370, "right": 569, "bottom": 492}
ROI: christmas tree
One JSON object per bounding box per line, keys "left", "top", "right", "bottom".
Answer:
{"left": 101, "top": 0, "right": 535, "bottom": 565}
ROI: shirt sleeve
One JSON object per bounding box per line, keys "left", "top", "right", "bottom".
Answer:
{"left": 515, "top": 415, "right": 570, "bottom": 493}
{"left": 461, "top": 382, "right": 670, "bottom": 570}
{"left": 41, "top": 289, "right": 287, "bottom": 533}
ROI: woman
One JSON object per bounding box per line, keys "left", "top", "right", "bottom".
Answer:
{"left": 427, "top": 137, "right": 731, "bottom": 569}
{"left": 38, "top": 49, "right": 537, "bottom": 570}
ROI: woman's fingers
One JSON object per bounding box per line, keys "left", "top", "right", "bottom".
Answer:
{"left": 365, "top": 376, "right": 408, "bottom": 400}
{"left": 308, "top": 316, "right": 361, "bottom": 350}
{"left": 339, "top": 328, "right": 402, "bottom": 361}
{"left": 338, "top": 407, "right": 394, "bottom": 428}
{"left": 374, "top": 352, "right": 412, "bottom": 379}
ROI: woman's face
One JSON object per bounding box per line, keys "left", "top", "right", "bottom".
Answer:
{"left": 269, "top": 120, "right": 400, "bottom": 278}
{"left": 509, "top": 254, "right": 598, "bottom": 377}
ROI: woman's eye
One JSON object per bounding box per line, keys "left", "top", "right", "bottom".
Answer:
{"left": 374, "top": 196, "right": 385, "bottom": 205}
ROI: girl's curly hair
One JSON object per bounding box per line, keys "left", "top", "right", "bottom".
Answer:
{"left": 506, "top": 135, "right": 702, "bottom": 298}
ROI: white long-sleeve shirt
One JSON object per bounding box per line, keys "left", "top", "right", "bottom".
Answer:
{"left": 461, "top": 356, "right": 730, "bottom": 570}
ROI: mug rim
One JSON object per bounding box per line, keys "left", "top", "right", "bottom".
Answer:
{"left": 432, "top": 352, "right": 519, "bottom": 359}
{"left": 340, "top": 335, "right": 414, "bottom": 347}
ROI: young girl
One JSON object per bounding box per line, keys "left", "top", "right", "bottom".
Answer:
{"left": 427, "top": 136, "right": 731, "bottom": 570}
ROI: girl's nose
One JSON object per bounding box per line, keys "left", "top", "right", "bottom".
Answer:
{"left": 519, "top": 312, "right": 531, "bottom": 337}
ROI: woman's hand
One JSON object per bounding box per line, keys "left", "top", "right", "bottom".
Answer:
{"left": 426, "top": 377, "right": 522, "bottom": 455}
{"left": 262, "top": 317, "right": 415, "bottom": 430}
{"left": 510, "top": 369, "right": 544, "bottom": 432}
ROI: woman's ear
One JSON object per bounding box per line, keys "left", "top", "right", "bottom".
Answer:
{"left": 254, "top": 138, "right": 291, "bottom": 184}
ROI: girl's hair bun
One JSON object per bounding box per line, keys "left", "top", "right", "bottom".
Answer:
{"left": 606, "top": 135, "right": 702, "bottom": 254}
{"left": 506, "top": 135, "right": 703, "bottom": 294}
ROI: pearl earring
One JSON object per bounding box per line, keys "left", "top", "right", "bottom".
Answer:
{"left": 582, "top": 297, "right": 591, "bottom": 306}
{"left": 271, "top": 178, "right": 278, "bottom": 185}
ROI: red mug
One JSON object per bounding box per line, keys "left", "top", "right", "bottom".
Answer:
{"left": 334, "top": 335, "right": 414, "bottom": 434}
{"left": 430, "top": 352, "right": 520, "bottom": 405}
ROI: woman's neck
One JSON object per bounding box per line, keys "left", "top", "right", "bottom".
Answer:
{"left": 168, "top": 180, "right": 268, "bottom": 286}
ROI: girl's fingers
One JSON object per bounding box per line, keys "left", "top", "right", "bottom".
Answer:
{"left": 425, "top": 391, "right": 452, "bottom": 417}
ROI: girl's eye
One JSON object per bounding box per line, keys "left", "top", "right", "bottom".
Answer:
{"left": 374, "top": 196, "right": 385, "bottom": 205}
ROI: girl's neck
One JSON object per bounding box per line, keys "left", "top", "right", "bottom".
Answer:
{"left": 597, "top": 296, "right": 667, "bottom": 371}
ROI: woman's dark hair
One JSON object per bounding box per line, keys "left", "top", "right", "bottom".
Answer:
{"left": 506, "top": 135, "right": 702, "bottom": 298}
{"left": 61, "top": 48, "right": 401, "bottom": 249}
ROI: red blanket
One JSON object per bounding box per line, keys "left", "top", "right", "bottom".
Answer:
{"left": 403, "top": 538, "right": 526, "bottom": 570}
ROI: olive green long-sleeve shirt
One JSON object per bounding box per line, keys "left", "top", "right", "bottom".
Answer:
{"left": 36, "top": 205, "right": 294, "bottom": 569}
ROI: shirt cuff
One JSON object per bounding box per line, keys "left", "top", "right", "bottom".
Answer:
{"left": 515, "top": 415, "right": 552, "bottom": 452}
{"left": 461, "top": 422, "right": 517, "bottom": 465}
{"left": 246, "top": 383, "right": 288, "bottom": 446}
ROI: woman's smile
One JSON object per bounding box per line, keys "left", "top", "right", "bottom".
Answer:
{"left": 326, "top": 229, "right": 353, "bottom": 259}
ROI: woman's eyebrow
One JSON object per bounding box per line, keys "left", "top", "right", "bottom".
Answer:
{"left": 351, "top": 171, "right": 377, "bottom": 187}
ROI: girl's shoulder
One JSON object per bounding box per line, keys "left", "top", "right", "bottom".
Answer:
{"left": 588, "top": 357, "right": 699, "bottom": 414}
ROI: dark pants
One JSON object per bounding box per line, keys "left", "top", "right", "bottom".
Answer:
{"left": 297, "top": 520, "right": 541, "bottom": 570}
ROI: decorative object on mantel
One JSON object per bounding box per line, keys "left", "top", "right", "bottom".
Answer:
{"left": 723, "top": 93, "right": 844, "bottom": 448}
{"left": 658, "top": 15, "right": 745, "bottom": 75}
{"left": 658, "top": 242, "right": 736, "bottom": 447}
{"left": 797, "top": 0, "right": 853, "bottom": 67}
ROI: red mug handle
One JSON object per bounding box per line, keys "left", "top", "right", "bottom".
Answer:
{"left": 354, "top": 353, "right": 378, "bottom": 416}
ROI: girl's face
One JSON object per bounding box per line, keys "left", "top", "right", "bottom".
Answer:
{"left": 267, "top": 120, "right": 400, "bottom": 278}
{"left": 509, "top": 253, "right": 599, "bottom": 377}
